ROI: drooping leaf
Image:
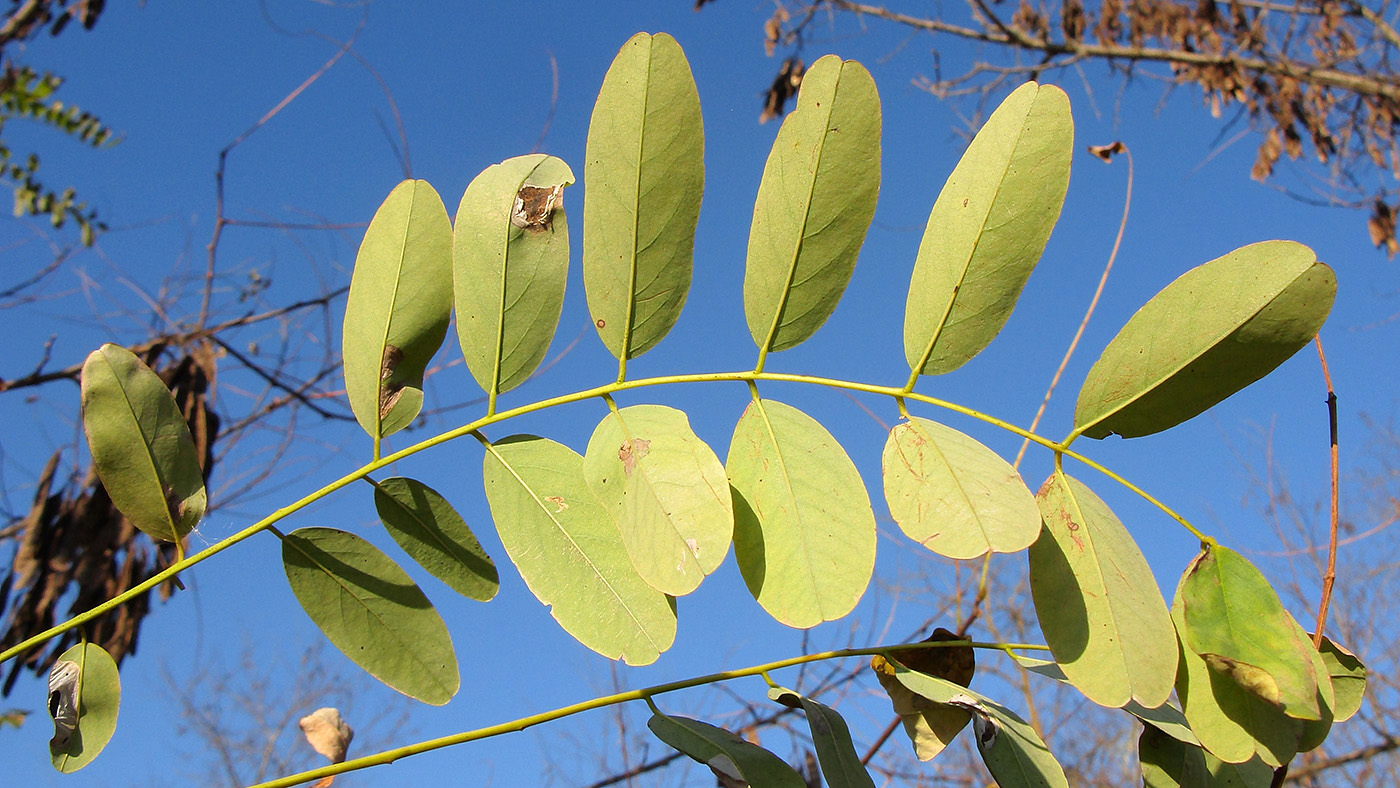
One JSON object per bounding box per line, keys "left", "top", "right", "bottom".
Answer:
{"left": 1140, "top": 724, "right": 1210, "bottom": 788}
{"left": 80, "top": 343, "right": 206, "bottom": 542}
{"left": 769, "top": 687, "right": 877, "bottom": 788}
{"left": 1140, "top": 715, "right": 1279, "bottom": 788}
{"left": 745, "top": 54, "right": 880, "bottom": 355}
{"left": 49, "top": 642, "right": 120, "bottom": 773}
{"left": 1128, "top": 700, "right": 1202, "bottom": 747}
{"left": 281, "top": 527, "right": 459, "bottom": 705}
{"left": 1295, "top": 616, "right": 1336, "bottom": 752}
{"left": 373, "top": 477, "right": 499, "bottom": 602}
{"left": 870, "top": 633, "right": 975, "bottom": 762}
{"left": 904, "top": 82, "right": 1073, "bottom": 376}
{"left": 647, "top": 710, "right": 807, "bottom": 788}
{"left": 1172, "top": 595, "right": 1300, "bottom": 766}
{"left": 1029, "top": 471, "right": 1177, "bottom": 708}
{"left": 482, "top": 435, "right": 676, "bottom": 664}
{"left": 342, "top": 179, "right": 453, "bottom": 442}
{"left": 1205, "top": 754, "right": 1275, "bottom": 788}
{"left": 1316, "top": 635, "right": 1365, "bottom": 722}
{"left": 583, "top": 32, "right": 704, "bottom": 360}
{"left": 890, "top": 664, "right": 1069, "bottom": 788}
{"left": 1013, "top": 650, "right": 1203, "bottom": 746}
{"left": 1178, "top": 544, "right": 1322, "bottom": 720}
{"left": 882, "top": 416, "right": 1040, "bottom": 559}
{"left": 1075, "top": 242, "right": 1335, "bottom": 439}
{"left": 582, "top": 404, "right": 732, "bottom": 596}
{"left": 727, "top": 398, "right": 876, "bottom": 628}
{"left": 454, "top": 154, "right": 575, "bottom": 399}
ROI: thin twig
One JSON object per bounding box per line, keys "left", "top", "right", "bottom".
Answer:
{"left": 1014, "top": 142, "right": 1132, "bottom": 469}
{"left": 1312, "top": 336, "right": 1340, "bottom": 645}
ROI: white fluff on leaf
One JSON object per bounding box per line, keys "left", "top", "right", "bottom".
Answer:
{"left": 299, "top": 707, "right": 354, "bottom": 788}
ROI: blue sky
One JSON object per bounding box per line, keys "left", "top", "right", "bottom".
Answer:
{"left": 2, "top": 2, "right": 1395, "bottom": 787}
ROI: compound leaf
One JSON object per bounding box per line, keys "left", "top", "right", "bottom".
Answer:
{"left": 281, "top": 527, "right": 458, "bottom": 705}
{"left": 81, "top": 343, "right": 206, "bottom": 542}
{"left": 584, "top": 32, "right": 703, "bottom": 360}
{"left": 905, "top": 82, "right": 1072, "bottom": 376}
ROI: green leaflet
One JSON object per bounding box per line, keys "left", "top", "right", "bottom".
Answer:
{"left": 281, "top": 527, "right": 459, "bottom": 705}
{"left": 481, "top": 435, "right": 676, "bottom": 665}
{"left": 904, "top": 82, "right": 1073, "bottom": 377}
{"left": 583, "top": 32, "right": 703, "bottom": 361}
{"left": 49, "top": 642, "right": 120, "bottom": 773}
{"left": 1295, "top": 616, "right": 1337, "bottom": 752}
{"left": 80, "top": 343, "right": 206, "bottom": 542}
{"left": 768, "top": 687, "right": 876, "bottom": 788}
{"left": 1128, "top": 699, "right": 1202, "bottom": 747}
{"left": 882, "top": 416, "right": 1040, "bottom": 559}
{"left": 342, "top": 179, "right": 453, "bottom": 442}
{"left": 1317, "top": 635, "right": 1366, "bottom": 722}
{"left": 1012, "top": 652, "right": 1202, "bottom": 746}
{"left": 1139, "top": 726, "right": 1275, "bottom": 788}
{"left": 582, "top": 404, "right": 732, "bottom": 596}
{"left": 1171, "top": 595, "right": 1300, "bottom": 766}
{"left": 1074, "top": 241, "right": 1335, "bottom": 439}
{"left": 374, "top": 477, "right": 499, "bottom": 602}
{"left": 1140, "top": 725, "right": 1210, "bottom": 788}
{"left": 1178, "top": 544, "right": 1322, "bottom": 720}
{"left": 890, "top": 664, "right": 1069, "bottom": 788}
{"left": 1029, "top": 471, "right": 1177, "bottom": 708}
{"left": 745, "top": 54, "right": 880, "bottom": 356}
{"left": 727, "top": 398, "right": 876, "bottom": 628}
{"left": 454, "top": 154, "right": 575, "bottom": 399}
{"left": 647, "top": 711, "right": 807, "bottom": 788}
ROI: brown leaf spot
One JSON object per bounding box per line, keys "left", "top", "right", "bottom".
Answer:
{"left": 512, "top": 184, "right": 564, "bottom": 232}
{"left": 544, "top": 495, "right": 568, "bottom": 512}
{"left": 618, "top": 438, "right": 651, "bottom": 476}
{"left": 378, "top": 345, "right": 406, "bottom": 420}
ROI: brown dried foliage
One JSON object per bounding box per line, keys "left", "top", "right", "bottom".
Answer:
{"left": 0, "top": 342, "right": 219, "bottom": 694}
{"left": 727, "top": 0, "right": 1400, "bottom": 255}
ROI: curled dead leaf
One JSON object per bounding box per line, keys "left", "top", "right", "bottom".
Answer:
{"left": 1087, "top": 140, "right": 1125, "bottom": 163}
{"left": 299, "top": 707, "right": 354, "bottom": 788}
{"left": 47, "top": 660, "right": 80, "bottom": 749}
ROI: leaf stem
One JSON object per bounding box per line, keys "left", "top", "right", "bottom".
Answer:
{"left": 0, "top": 369, "right": 1201, "bottom": 665}
{"left": 240, "top": 639, "right": 1044, "bottom": 788}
